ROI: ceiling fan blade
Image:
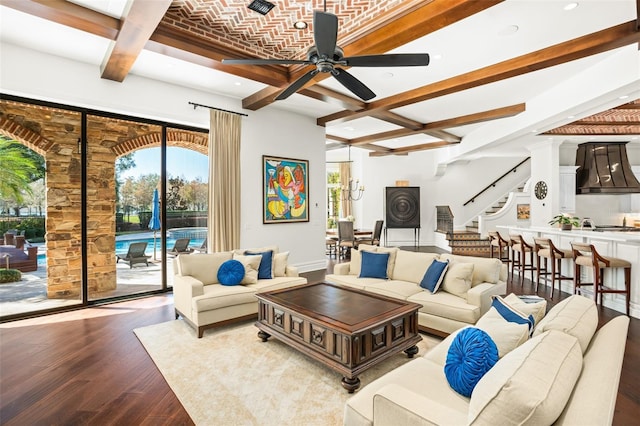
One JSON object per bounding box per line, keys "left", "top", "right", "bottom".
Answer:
{"left": 344, "top": 53, "right": 430, "bottom": 67}
{"left": 314, "top": 11, "right": 338, "bottom": 59}
{"left": 275, "top": 69, "right": 319, "bottom": 100}
{"left": 331, "top": 68, "right": 376, "bottom": 101}
{"left": 222, "top": 58, "right": 311, "bottom": 66}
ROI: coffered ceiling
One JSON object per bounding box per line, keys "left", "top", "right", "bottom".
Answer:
{"left": 1, "top": 0, "right": 639, "bottom": 158}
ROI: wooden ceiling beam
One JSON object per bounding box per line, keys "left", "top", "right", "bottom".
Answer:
{"left": 318, "top": 21, "right": 640, "bottom": 126}
{"left": 369, "top": 141, "right": 460, "bottom": 157}
{"left": 2, "top": 0, "right": 120, "bottom": 39}
{"left": 336, "top": 103, "right": 524, "bottom": 146}
{"left": 100, "top": 0, "right": 172, "bottom": 82}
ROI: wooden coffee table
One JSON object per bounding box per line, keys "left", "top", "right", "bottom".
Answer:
{"left": 255, "top": 282, "right": 422, "bottom": 393}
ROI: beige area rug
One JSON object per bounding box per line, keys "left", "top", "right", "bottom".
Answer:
{"left": 134, "top": 319, "right": 441, "bottom": 426}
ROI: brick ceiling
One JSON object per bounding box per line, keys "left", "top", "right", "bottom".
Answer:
{"left": 164, "top": 0, "right": 424, "bottom": 60}
{"left": 544, "top": 99, "right": 640, "bottom": 137}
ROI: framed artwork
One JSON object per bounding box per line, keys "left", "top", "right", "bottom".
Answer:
{"left": 263, "top": 155, "right": 309, "bottom": 224}
{"left": 517, "top": 204, "right": 530, "bottom": 220}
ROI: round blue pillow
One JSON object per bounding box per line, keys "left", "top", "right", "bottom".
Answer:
{"left": 444, "top": 327, "right": 499, "bottom": 397}
{"left": 217, "top": 259, "right": 245, "bottom": 286}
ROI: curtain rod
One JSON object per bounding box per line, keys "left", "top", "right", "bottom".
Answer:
{"left": 188, "top": 101, "right": 248, "bottom": 117}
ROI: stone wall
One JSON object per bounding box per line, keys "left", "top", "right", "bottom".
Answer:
{"left": 0, "top": 100, "right": 208, "bottom": 299}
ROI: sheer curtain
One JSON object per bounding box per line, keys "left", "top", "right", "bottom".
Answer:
{"left": 208, "top": 109, "right": 241, "bottom": 252}
{"left": 339, "top": 161, "right": 352, "bottom": 219}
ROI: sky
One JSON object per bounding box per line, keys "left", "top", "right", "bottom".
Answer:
{"left": 120, "top": 147, "right": 209, "bottom": 182}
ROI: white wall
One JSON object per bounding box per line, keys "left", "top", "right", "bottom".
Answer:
{"left": 1, "top": 43, "right": 327, "bottom": 271}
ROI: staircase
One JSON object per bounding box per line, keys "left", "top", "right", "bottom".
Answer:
{"left": 447, "top": 185, "right": 525, "bottom": 257}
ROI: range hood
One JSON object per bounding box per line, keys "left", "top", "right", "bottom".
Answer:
{"left": 575, "top": 142, "right": 640, "bottom": 194}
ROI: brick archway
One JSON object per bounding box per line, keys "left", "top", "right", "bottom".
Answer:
{"left": 1, "top": 100, "right": 208, "bottom": 299}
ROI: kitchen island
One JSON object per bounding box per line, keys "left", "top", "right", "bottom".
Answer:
{"left": 497, "top": 225, "right": 639, "bottom": 319}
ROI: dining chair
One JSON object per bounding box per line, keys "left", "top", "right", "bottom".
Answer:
{"left": 338, "top": 220, "right": 357, "bottom": 259}
{"left": 357, "top": 220, "right": 384, "bottom": 246}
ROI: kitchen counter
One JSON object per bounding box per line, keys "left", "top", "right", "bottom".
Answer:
{"left": 497, "top": 225, "right": 639, "bottom": 319}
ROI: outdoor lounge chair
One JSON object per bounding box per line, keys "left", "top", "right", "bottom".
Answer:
{"left": 116, "top": 241, "right": 151, "bottom": 268}
{"left": 189, "top": 237, "right": 207, "bottom": 253}
{"left": 168, "top": 238, "right": 192, "bottom": 256}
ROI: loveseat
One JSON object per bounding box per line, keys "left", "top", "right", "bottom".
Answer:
{"left": 173, "top": 246, "right": 307, "bottom": 337}
{"left": 344, "top": 294, "right": 629, "bottom": 426}
{"left": 325, "top": 245, "right": 507, "bottom": 336}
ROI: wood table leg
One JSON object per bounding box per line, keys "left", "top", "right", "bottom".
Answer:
{"left": 404, "top": 345, "right": 419, "bottom": 358}
{"left": 341, "top": 376, "right": 361, "bottom": 393}
{"left": 258, "top": 330, "right": 271, "bottom": 342}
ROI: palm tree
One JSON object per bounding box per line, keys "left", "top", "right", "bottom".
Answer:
{"left": 0, "top": 138, "right": 39, "bottom": 205}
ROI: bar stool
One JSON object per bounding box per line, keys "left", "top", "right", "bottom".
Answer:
{"left": 510, "top": 234, "right": 536, "bottom": 284}
{"left": 571, "top": 242, "right": 631, "bottom": 315}
{"left": 534, "top": 237, "right": 573, "bottom": 297}
{"left": 488, "top": 231, "right": 511, "bottom": 267}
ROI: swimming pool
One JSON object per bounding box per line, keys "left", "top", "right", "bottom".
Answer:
{"left": 36, "top": 236, "right": 206, "bottom": 266}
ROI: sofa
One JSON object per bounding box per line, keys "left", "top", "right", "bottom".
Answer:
{"left": 325, "top": 245, "right": 507, "bottom": 336}
{"left": 172, "top": 246, "right": 307, "bottom": 337}
{"left": 344, "top": 294, "right": 630, "bottom": 426}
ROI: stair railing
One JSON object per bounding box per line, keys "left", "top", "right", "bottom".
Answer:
{"left": 436, "top": 206, "right": 453, "bottom": 234}
{"left": 463, "top": 157, "right": 530, "bottom": 206}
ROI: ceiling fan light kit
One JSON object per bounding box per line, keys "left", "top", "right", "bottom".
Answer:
{"left": 222, "top": 10, "right": 430, "bottom": 101}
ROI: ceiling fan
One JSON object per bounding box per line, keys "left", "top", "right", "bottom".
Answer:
{"left": 222, "top": 10, "right": 429, "bottom": 101}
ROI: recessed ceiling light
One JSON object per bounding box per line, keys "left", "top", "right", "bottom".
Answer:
{"left": 293, "top": 21, "right": 308, "bottom": 30}
{"left": 564, "top": 2, "right": 579, "bottom": 11}
{"left": 382, "top": 72, "right": 394, "bottom": 78}
{"left": 619, "top": 95, "right": 629, "bottom": 99}
{"left": 567, "top": 115, "right": 575, "bottom": 119}
{"left": 234, "top": 82, "right": 242, "bottom": 86}
{"left": 344, "top": 126, "right": 355, "bottom": 131}
{"left": 432, "top": 54, "right": 442, "bottom": 60}
{"left": 498, "top": 25, "right": 519, "bottom": 36}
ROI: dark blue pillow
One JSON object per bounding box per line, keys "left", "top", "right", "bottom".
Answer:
{"left": 217, "top": 259, "right": 245, "bottom": 286}
{"left": 445, "top": 327, "right": 499, "bottom": 397}
{"left": 245, "top": 250, "right": 273, "bottom": 279}
{"left": 491, "top": 296, "right": 536, "bottom": 336}
{"left": 420, "top": 259, "right": 449, "bottom": 293}
{"left": 359, "top": 251, "right": 390, "bottom": 279}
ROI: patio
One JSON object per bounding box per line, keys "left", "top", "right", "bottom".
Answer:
{"left": 0, "top": 257, "right": 175, "bottom": 317}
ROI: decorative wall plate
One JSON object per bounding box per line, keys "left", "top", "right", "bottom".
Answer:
{"left": 534, "top": 181, "right": 548, "bottom": 200}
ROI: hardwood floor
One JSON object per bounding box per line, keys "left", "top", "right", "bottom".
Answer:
{"left": 0, "top": 256, "right": 638, "bottom": 425}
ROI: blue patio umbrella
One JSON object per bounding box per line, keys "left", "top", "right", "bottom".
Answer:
{"left": 148, "top": 188, "right": 161, "bottom": 261}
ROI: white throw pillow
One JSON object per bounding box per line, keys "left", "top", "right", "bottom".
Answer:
{"left": 177, "top": 251, "right": 232, "bottom": 285}
{"left": 391, "top": 250, "right": 439, "bottom": 283}
{"left": 475, "top": 306, "right": 529, "bottom": 358}
{"left": 273, "top": 251, "right": 289, "bottom": 277}
{"left": 532, "top": 295, "right": 598, "bottom": 354}
{"left": 468, "top": 330, "right": 583, "bottom": 426}
{"left": 441, "top": 262, "right": 474, "bottom": 299}
{"left": 232, "top": 254, "right": 262, "bottom": 284}
{"left": 440, "top": 254, "right": 501, "bottom": 286}
{"left": 504, "top": 293, "right": 547, "bottom": 326}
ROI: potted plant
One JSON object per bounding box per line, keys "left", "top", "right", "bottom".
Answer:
{"left": 549, "top": 213, "right": 580, "bottom": 230}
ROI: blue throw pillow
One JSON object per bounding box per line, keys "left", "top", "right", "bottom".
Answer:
{"left": 245, "top": 250, "right": 273, "bottom": 279}
{"left": 420, "top": 259, "right": 449, "bottom": 293}
{"left": 359, "top": 251, "right": 390, "bottom": 279}
{"left": 491, "top": 295, "right": 536, "bottom": 336}
{"left": 445, "top": 327, "right": 499, "bottom": 397}
{"left": 217, "top": 259, "right": 245, "bottom": 286}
